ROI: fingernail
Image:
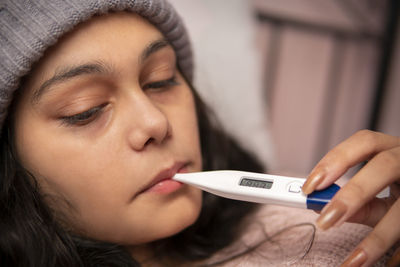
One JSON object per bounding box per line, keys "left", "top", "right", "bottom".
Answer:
{"left": 387, "top": 247, "right": 400, "bottom": 267}
{"left": 341, "top": 248, "right": 367, "bottom": 267}
{"left": 316, "top": 200, "right": 347, "bottom": 230}
{"left": 302, "top": 171, "right": 324, "bottom": 194}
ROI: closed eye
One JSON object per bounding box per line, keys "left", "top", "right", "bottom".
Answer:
{"left": 60, "top": 103, "right": 108, "bottom": 126}
{"left": 142, "top": 76, "right": 179, "bottom": 90}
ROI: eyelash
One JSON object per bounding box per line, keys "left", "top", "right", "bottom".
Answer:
{"left": 60, "top": 76, "right": 179, "bottom": 126}
{"left": 142, "top": 76, "right": 179, "bottom": 90}
{"left": 60, "top": 103, "right": 107, "bottom": 126}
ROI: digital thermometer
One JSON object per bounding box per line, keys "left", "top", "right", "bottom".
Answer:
{"left": 173, "top": 170, "right": 340, "bottom": 211}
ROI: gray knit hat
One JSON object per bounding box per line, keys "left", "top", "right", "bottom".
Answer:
{"left": 0, "top": 0, "right": 193, "bottom": 133}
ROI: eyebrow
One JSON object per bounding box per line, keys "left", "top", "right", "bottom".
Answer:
{"left": 32, "top": 38, "right": 171, "bottom": 104}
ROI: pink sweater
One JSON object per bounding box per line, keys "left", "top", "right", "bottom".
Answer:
{"left": 205, "top": 205, "right": 393, "bottom": 266}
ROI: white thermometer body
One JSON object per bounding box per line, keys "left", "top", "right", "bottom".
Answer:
{"left": 173, "top": 170, "right": 340, "bottom": 211}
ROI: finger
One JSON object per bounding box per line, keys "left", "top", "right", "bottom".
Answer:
{"left": 345, "top": 183, "right": 399, "bottom": 226}
{"left": 345, "top": 196, "right": 395, "bottom": 227}
{"left": 302, "top": 130, "right": 399, "bottom": 194}
{"left": 314, "top": 187, "right": 400, "bottom": 227}
{"left": 316, "top": 146, "right": 400, "bottom": 229}
{"left": 340, "top": 198, "right": 400, "bottom": 267}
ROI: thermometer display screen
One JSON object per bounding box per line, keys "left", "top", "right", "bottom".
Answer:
{"left": 239, "top": 177, "right": 273, "bottom": 189}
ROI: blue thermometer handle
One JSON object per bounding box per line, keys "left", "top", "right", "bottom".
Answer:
{"left": 306, "top": 184, "right": 340, "bottom": 210}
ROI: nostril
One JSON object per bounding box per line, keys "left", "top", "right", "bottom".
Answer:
{"left": 144, "top": 137, "right": 155, "bottom": 147}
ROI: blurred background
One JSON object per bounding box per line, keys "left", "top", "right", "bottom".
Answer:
{"left": 170, "top": 0, "right": 400, "bottom": 177}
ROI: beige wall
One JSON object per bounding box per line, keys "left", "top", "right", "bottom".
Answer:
{"left": 169, "top": 0, "right": 274, "bottom": 168}
{"left": 169, "top": 0, "right": 398, "bottom": 176}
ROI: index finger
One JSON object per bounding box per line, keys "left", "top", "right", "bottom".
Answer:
{"left": 302, "top": 130, "right": 399, "bottom": 194}
{"left": 316, "top": 146, "right": 400, "bottom": 230}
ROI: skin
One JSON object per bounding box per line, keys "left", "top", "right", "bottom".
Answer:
{"left": 303, "top": 130, "right": 400, "bottom": 267}
{"left": 12, "top": 11, "right": 203, "bottom": 259}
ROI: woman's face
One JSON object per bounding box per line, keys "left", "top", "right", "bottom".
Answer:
{"left": 13, "top": 12, "right": 202, "bottom": 245}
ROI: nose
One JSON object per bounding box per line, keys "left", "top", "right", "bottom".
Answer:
{"left": 126, "top": 94, "right": 171, "bottom": 151}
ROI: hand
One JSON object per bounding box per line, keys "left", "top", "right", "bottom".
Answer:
{"left": 302, "top": 130, "right": 400, "bottom": 267}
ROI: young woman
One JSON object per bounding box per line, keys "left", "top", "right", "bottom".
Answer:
{"left": 0, "top": 1, "right": 399, "bottom": 266}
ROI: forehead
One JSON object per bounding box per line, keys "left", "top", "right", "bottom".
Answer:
{"left": 24, "top": 12, "right": 164, "bottom": 91}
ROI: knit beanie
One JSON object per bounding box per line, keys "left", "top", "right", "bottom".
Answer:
{"left": 0, "top": 0, "right": 193, "bottom": 133}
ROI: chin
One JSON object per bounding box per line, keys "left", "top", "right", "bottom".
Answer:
{"left": 125, "top": 186, "right": 203, "bottom": 245}
{"left": 158, "top": 186, "right": 203, "bottom": 239}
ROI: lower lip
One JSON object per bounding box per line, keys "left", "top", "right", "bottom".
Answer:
{"left": 146, "top": 167, "right": 188, "bottom": 194}
{"left": 147, "top": 179, "right": 183, "bottom": 194}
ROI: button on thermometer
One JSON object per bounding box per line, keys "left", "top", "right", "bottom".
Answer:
{"left": 173, "top": 170, "right": 340, "bottom": 211}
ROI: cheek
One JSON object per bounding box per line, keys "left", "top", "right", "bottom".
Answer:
{"left": 14, "top": 114, "right": 135, "bottom": 223}
{"left": 15, "top": 128, "right": 148, "bottom": 240}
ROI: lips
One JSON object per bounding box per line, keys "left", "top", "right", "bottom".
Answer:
{"left": 136, "top": 162, "right": 188, "bottom": 196}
